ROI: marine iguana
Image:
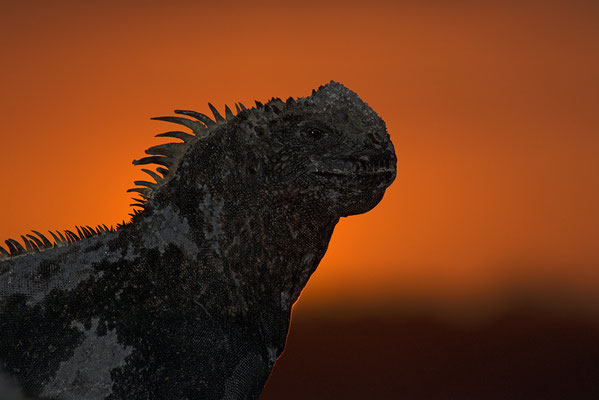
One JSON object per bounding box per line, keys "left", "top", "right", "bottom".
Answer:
{"left": 0, "top": 81, "right": 397, "bottom": 400}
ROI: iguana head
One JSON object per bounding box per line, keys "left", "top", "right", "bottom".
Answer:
{"left": 132, "top": 81, "right": 396, "bottom": 219}
{"left": 260, "top": 81, "right": 396, "bottom": 217}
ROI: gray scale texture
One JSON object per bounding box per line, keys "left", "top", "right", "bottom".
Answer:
{"left": 0, "top": 81, "right": 397, "bottom": 399}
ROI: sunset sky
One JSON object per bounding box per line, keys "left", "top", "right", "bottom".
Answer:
{"left": 1, "top": 0, "right": 597, "bottom": 319}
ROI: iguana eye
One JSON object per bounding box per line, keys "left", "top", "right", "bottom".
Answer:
{"left": 303, "top": 126, "right": 325, "bottom": 140}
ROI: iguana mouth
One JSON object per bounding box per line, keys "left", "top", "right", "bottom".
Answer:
{"left": 311, "top": 153, "right": 396, "bottom": 177}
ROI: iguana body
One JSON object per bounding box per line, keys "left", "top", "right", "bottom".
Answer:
{"left": 0, "top": 81, "right": 396, "bottom": 399}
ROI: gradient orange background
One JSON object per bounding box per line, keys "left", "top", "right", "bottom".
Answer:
{"left": 1, "top": 0, "right": 598, "bottom": 323}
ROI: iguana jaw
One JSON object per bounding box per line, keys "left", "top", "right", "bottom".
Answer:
{"left": 306, "top": 148, "right": 396, "bottom": 217}
{"left": 310, "top": 151, "right": 396, "bottom": 180}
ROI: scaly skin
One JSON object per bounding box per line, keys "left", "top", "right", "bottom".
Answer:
{"left": 0, "top": 81, "right": 396, "bottom": 399}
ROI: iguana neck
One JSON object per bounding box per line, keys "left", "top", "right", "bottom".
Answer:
{"left": 136, "top": 182, "right": 339, "bottom": 313}
{"left": 257, "top": 193, "right": 340, "bottom": 306}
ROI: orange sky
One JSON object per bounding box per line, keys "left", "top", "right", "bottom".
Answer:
{"left": 0, "top": 0, "right": 597, "bottom": 317}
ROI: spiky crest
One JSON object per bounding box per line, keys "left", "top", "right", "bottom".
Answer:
{"left": 0, "top": 225, "right": 117, "bottom": 260}
{"left": 0, "top": 96, "right": 293, "bottom": 261}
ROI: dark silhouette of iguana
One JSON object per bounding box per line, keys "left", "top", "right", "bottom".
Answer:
{"left": 0, "top": 81, "right": 396, "bottom": 400}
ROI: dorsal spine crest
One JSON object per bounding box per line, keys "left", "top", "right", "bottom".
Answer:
{"left": 0, "top": 97, "right": 295, "bottom": 260}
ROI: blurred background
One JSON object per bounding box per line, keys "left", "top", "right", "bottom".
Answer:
{"left": 0, "top": 0, "right": 597, "bottom": 398}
